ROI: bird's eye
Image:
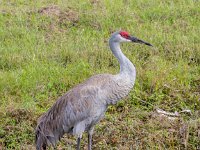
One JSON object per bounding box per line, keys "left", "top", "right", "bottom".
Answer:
{"left": 121, "top": 34, "right": 129, "bottom": 39}
{"left": 119, "top": 31, "right": 130, "bottom": 39}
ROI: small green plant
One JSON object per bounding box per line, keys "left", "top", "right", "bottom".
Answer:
{"left": 0, "top": 0, "right": 199, "bottom": 149}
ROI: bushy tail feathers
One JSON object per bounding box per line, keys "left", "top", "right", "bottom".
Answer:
{"left": 35, "top": 125, "right": 47, "bottom": 150}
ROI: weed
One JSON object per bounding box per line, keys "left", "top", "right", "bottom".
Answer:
{"left": 0, "top": 0, "right": 199, "bottom": 149}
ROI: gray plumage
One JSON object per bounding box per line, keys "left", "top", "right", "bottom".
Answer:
{"left": 35, "top": 31, "right": 152, "bottom": 150}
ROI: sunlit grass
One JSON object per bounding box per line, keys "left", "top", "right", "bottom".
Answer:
{"left": 0, "top": 0, "right": 199, "bottom": 149}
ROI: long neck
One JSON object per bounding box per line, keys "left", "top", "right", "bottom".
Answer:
{"left": 109, "top": 40, "right": 136, "bottom": 79}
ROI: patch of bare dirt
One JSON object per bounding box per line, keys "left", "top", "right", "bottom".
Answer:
{"left": 90, "top": 0, "right": 100, "bottom": 5}
{"left": 38, "top": 5, "right": 79, "bottom": 25}
{"left": 38, "top": 5, "right": 60, "bottom": 17}
{"left": 6, "top": 108, "right": 35, "bottom": 124}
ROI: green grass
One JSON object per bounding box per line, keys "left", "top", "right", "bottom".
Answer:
{"left": 0, "top": 0, "right": 199, "bottom": 149}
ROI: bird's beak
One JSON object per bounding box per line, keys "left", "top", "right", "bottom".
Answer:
{"left": 129, "top": 36, "right": 153, "bottom": 46}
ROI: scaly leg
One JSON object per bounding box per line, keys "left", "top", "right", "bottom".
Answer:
{"left": 73, "top": 121, "right": 85, "bottom": 150}
{"left": 88, "top": 127, "right": 94, "bottom": 150}
{"left": 76, "top": 136, "right": 81, "bottom": 150}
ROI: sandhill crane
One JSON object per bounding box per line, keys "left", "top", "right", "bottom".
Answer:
{"left": 35, "top": 31, "right": 152, "bottom": 150}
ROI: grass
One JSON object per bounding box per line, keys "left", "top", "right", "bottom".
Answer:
{"left": 0, "top": 0, "right": 200, "bottom": 149}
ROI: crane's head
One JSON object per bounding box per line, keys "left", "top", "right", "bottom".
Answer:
{"left": 110, "top": 31, "right": 153, "bottom": 46}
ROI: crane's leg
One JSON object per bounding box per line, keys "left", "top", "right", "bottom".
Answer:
{"left": 88, "top": 127, "right": 94, "bottom": 150}
{"left": 76, "top": 135, "right": 82, "bottom": 150}
{"left": 73, "top": 121, "right": 85, "bottom": 150}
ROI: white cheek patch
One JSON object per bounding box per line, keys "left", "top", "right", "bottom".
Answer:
{"left": 119, "top": 36, "right": 131, "bottom": 42}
